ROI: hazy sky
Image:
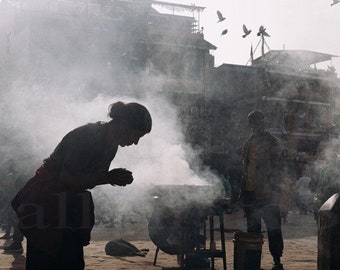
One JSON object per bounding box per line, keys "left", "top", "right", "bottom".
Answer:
{"left": 160, "top": 0, "right": 340, "bottom": 74}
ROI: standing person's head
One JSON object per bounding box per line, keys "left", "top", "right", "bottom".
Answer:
{"left": 107, "top": 101, "right": 152, "bottom": 147}
{"left": 247, "top": 110, "right": 265, "bottom": 132}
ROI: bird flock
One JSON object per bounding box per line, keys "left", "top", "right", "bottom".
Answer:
{"left": 216, "top": 10, "right": 270, "bottom": 39}
{"left": 216, "top": 0, "right": 338, "bottom": 39}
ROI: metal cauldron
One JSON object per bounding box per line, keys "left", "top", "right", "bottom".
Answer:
{"left": 147, "top": 184, "right": 224, "bottom": 255}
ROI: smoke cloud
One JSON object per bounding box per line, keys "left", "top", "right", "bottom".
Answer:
{"left": 0, "top": 76, "right": 223, "bottom": 222}
{"left": 0, "top": 0, "right": 224, "bottom": 228}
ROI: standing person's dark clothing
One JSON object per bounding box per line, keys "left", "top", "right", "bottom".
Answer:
{"left": 4, "top": 173, "right": 25, "bottom": 253}
{"left": 11, "top": 101, "right": 152, "bottom": 270}
{"left": 0, "top": 165, "right": 16, "bottom": 240}
{"left": 0, "top": 161, "right": 25, "bottom": 253}
{"left": 3, "top": 209, "right": 24, "bottom": 253}
{"left": 0, "top": 175, "right": 12, "bottom": 240}
{"left": 240, "top": 110, "right": 284, "bottom": 270}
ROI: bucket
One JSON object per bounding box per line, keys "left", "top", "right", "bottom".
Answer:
{"left": 233, "top": 232, "right": 264, "bottom": 270}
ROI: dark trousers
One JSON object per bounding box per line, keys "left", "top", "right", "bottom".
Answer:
{"left": 12, "top": 212, "right": 24, "bottom": 245}
{"left": 4, "top": 205, "right": 12, "bottom": 236}
{"left": 26, "top": 230, "right": 85, "bottom": 270}
{"left": 243, "top": 191, "right": 284, "bottom": 261}
{"left": 4, "top": 207, "right": 24, "bottom": 244}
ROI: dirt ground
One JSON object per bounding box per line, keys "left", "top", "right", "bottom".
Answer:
{"left": 0, "top": 210, "right": 318, "bottom": 270}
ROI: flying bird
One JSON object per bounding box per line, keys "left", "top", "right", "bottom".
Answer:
{"left": 242, "top": 24, "right": 252, "bottom": 38}
{"left": 221, "top": 29, "right": 228, "bottom": 36}
{"left": 331, "top": 0, "right": 340, "bottom": 6}
{"left": 216, "top": 10, "right": 226, "bottom": 22}
{"left": 257, "top": 25, "right": 270, "bottom": 37}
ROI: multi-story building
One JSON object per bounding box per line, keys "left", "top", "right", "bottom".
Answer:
{"left": 0, "top": 0, "right": 215, "bottom": 95}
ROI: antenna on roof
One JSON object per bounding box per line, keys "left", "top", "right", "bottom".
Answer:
{"left": 246, "top": 39, "right": 261, "bottom": 66}
{"left": 246, "top": 35, "right": 270, "bottom": 66}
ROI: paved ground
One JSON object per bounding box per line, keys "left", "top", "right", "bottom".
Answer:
{"left": 0, "top": 211, "right": 318, "bottom": 270}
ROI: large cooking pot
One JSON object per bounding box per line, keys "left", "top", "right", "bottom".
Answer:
{"left": 147, "top": 185, "right": 222, "bottom": 255}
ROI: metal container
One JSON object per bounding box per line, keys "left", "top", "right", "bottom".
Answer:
{"left": 233, "top": 231, "right": 263, "bottom": 270}
{"left": 317, "top": 193, "right": 340, "bottom": 270}
{"left": 147, "top": 184, "right": 223, "bottom": 255}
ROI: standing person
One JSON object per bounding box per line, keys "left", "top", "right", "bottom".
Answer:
{"left": 240, "top": 110, "right": 285, "bottom": 270}
{"left": 0, "top": 175, "right": 12, "bottom": 240}
{"left": 0, "top": 159, "right": 24, "bottom": 249}
{"left": 12, "top": 101, "right": 152, "bottom": 270}
{"left": 3, "top": 168, "right": 25, "bottom": 253}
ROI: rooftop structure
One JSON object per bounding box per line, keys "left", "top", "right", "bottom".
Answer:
{"left": 252, "top": 49, "right": 338, "bottom": 78}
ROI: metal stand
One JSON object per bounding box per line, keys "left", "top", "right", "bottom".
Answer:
{"left": 191, "top": 206, "right": 227, "bottom": 270}
{"left": 152, "top": 205, "right": 227, "bottom": 270}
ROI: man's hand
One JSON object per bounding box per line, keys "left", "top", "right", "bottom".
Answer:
{"left": 106, "top": 168, "right": 133, "bottom": 186}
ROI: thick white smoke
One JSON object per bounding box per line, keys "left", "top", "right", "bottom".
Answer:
{"left": 0, "top": 0, "right": 224, "bottom": 230}
{"left": 0, "top": 78, "right": 223, "bottom": 227}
